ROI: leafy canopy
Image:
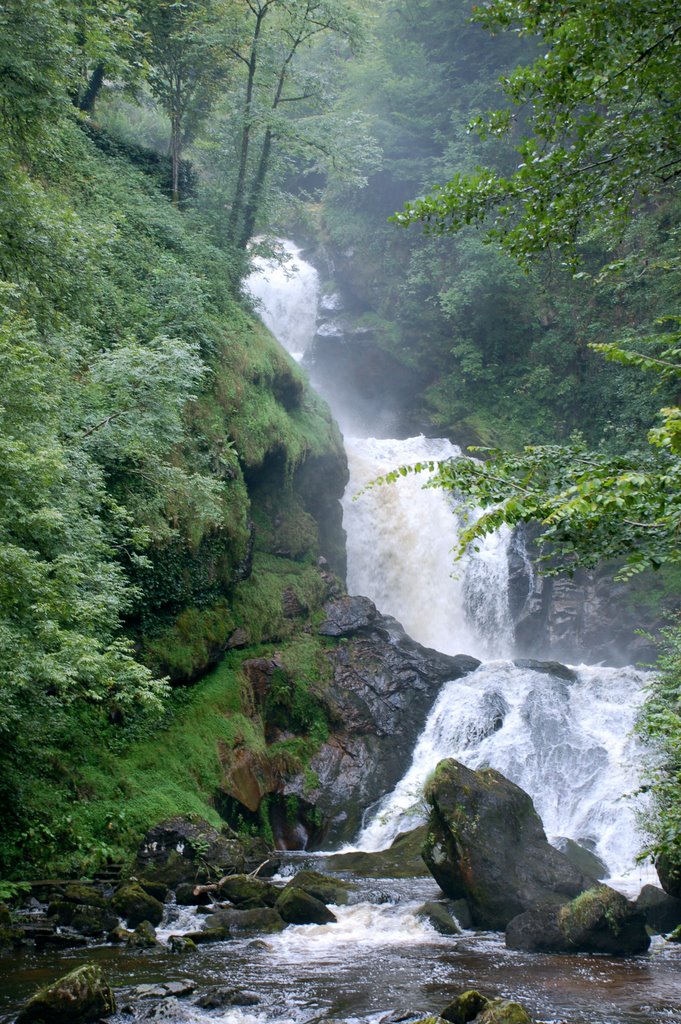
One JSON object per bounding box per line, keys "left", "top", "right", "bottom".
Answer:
{"left": 394, "top": 0, "right": 681, "bottom": 269}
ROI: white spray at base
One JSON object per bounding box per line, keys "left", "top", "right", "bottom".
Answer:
{"left": 352, "top": 661, "right": 648, "bottom": 885}
{"left": 244, "top": 238, "right": 650, "bottom": 886}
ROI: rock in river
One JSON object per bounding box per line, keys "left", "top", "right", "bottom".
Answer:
{"left": 16, "top": 964, "right": 115, "bottom": 1024}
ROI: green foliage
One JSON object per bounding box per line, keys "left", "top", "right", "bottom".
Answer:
{"left": 396, "top": 0, "right": 681, "bottom": 270}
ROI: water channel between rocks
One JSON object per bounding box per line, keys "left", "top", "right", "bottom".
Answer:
{"left": 1, "top": 242, "right": 679, "bottom": 1023}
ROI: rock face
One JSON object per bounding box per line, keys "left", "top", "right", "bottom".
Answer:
{"left": 135, "top": 816, "right": 278, "bottom": 885}
{"left": 506, "top": 886, "right": 650, "bottom": 955}
{"left": 16, "top": 964, "right": 115, "bottom": 1024}
{"left": 285, "top": 605, "right": 480, "bottom": 846}
{"left": 422, "top": 759, "right": 592, "bottom": 929}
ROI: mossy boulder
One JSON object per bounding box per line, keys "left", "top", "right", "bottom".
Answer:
{"left": 422, "top": 759, "right": 592, "bottom": 929}
{"left": 416, "top": 902, "right": 462, "bottom": 935}
{"left": 135, "top": 816, "right": 278, "bottom": 886}
{"left": 656, "top": 850, "right": 681, "bottom": 899}
{"left": 442, "top": 992, "right": 531, "bottom": 1024}
{"left": 16, "top": 964, "right": 115, "bottom": 1023}
{"left": 635, "top": 884, "right": 681, "bottom": 934}
{"left": 112, "top": 882, "right": 164, "bottom": 928}
{"left": 217, "top": 874, "right": 280, "bottom": 908}
{"left": 169, "top": 935, "right": 198, "bottom": 954}
{"left": 126, "top": 920, "right": 160, "bottom": 949}
{"left": 285, "top": 870, "right": 352, "bottom": 905}
{"left": 324, "top": 826, "right": 431, "bottom": 878}
{"left": 275, "top": 886, "right": 337, "bottom": 925}
{"left": 47, "top": 900, "right": 119, "bottom": 937}
{"left": 441, "top": 991, "right": 490, "bottom": 1024}
{"left": 506, "top": 885, "right": 650, "bottom": 955}
{"left": 175, "top": 882, "right": 212, "bottom": 906}
{"left": 61, "top": 884, "right": 108, "bottom": 908}
{"left": 200, "top": 906, "right": 286, "bottom": 938}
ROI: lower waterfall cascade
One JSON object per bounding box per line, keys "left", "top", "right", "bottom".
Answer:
{"left": 246, "top": 238, "right": 652, "bottom": 888}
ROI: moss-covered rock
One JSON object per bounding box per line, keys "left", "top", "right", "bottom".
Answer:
{"left": 476, "top": 999, "right": 533, "bottom": 1024}
{"left": 285, "top": 870, "right": 352, "bottom": 905}
{"left": 47, "top": 900, "right": 119, "bottom": 937}
{"left": 216, "top": 874, "right": 280, "bottom": 908}
{"left": 441, "top": 991, "right": 489, "bottom": 1024}
{"left": 416, "top": 902, "right": 462, "bottom": 935}
{"left": 275, "top": 886, "right": 337, "bottom": 925}
{"left": 324, "top": 826, "right": 431, "bottom": 878}
{"left": 112, "top": 882, "right": 164, "bottom": 928}
{"left": 16, "top": 964, "right": 116, "bottom": 1023}
{"left": 198, "top": 906, "right": 286, "bottom": 939}
{"left": 0, "top": 901, "right": 24, "bottom": 950}
{"left": 169, "top": 935, "right": 198, "bottom": 953}
{"left": 126, "top": 920, "right": 160, "bottom": 949}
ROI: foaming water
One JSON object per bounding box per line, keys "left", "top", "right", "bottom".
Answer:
{"left": 353, "top": 661, "right": 648, "bottom": 883}
{"left": 343, "top": 435, "right": 513, "bottom": 659}
{"left": 244, "top": 240, "right": 319, "bottom": 361}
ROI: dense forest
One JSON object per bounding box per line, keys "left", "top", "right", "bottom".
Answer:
{"left": 1, "top": 0, "right": 680, "bottom": 910}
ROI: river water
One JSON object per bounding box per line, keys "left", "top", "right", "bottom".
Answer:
{"left": 1, "top": 243, "right": 679, "bottom": 1023}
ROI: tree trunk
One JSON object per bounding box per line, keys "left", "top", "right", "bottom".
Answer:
{"left": 227, "top": 8, "right": 267, "bottom": 243}
{"left": 79, "top": 63, "right": 105, "bottom": 113}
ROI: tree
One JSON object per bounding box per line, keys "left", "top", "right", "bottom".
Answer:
{"left": 222, "top": 0, "right": 365, "bottom": 249}
{"left": 141, "top": 0, "right": 237, "bottom": 205}
{"left": 394, "top": 0, "right": 681, "bottom": 270}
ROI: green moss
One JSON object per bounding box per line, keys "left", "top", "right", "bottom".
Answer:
{"left": 142, "top": 600, "right": 237, "bottom": 681}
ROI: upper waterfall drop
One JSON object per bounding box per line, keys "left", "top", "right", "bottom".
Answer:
{"left": 244, "top": 239, "right": 319, "bottom": 360}
{"left": 343, "top": 434, "right": 514, "bottom": 659}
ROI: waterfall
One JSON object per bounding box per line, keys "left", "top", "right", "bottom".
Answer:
{"left": 343, "top": 434, "right": 513, "bottom": 659}
{"left": 351, "top": 661, "right": 647, "bottom": 884}
{"left": 244, "top": 239, "right": 319, "bottom": 360}
{"left": 246, "top": 238, "right": 649, "bottom": 884}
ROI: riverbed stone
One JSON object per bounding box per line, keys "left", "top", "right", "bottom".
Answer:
{"left": 635, "top": 883, "right": 681, "bottom": 934}
{"left": 112, "top": 882, "right": 164, "bottom": 928}
{"left": 46, "top": 900, "right": 119, "bottom": 937}
{"left": 196, "top": 987, "right": 261, "bottom": 1009}
{"left": 422, "top": 759, "right": 592, "bottom": 929}
{"left": 168, "top": 934, "right": 197, "bottom": 953}
{"left": 126, "top": 920, "right": 161, "bottom": 948}
{"left": 477, "top": 1000, "right": 533, "bottom": 1024}
{"left": 216, "top": 874, "right": 280, "bottom": 908}
{"left": 275, "top": 886, "right": 337, "bottom": 925}
{"left": 285, "top": 869, "right": 352, "bottom": 905}
{"left": 441, "top": 991, "right": 490, "bottom": 1024}
{"left": 416, "top": 902, "right": 462, "bottom": 935}
{"left": 16, "top": 963, "right": 116, "bottom": 1023}
{"left": 506, "top": 885, "right": 650, "bottom": 954}
{"left": 201, "top": 906, "right": 286, "bottom": 938}
{"left": 325, "top": 826, "right": 432, "bottom": 878}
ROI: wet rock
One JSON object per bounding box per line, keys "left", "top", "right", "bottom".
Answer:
{"left": 135, "top": 816, "right": 279, "bottom": 886}
{"left": 285, "top": 870, "right": 352, "bottom": 905}
{"left": 16, "top": 963, "right": 115, "bottom": 1023}
{"left": 61, "top": 883, "right": 108, "bottom": 908}
{"left": 506, "top": 885, "right": 650, "bottom": 954}
{"left": 441, "top": 990, "right": 488, "bottom": 1024}
{"left": 175, "top": 882, "right": 212, "bottom": 906}
{"left": 477, "top": 1000, "right": 533, "bottom": 1024}
{"left": 112, "top": 882, "right": 164, "bottom": 928}
{"left": 196, "top": 987, "right": 261, "bottom": 1009}
{"left": 512, "top": 659, "right": 577, "bottom": 682}
{"left": 291, "top": 616, "right": 480, "bottom": 846}
{"left": 201, "top": 906, "right": 286, "bottom": 937}
{"left": 318, "top": 595, "right": 378, "bottom": 636}
{"left": 552, "top": 837, "right": 607, "bottom": 881}
{"left": 449, "top": 899, "right": 473, "bottom": 930}
{"left": 216, "top": 874, "right": 280, "bottom": 908}
{"left": 109, "top": 924, "right": 133, "bottom": 943}
{"left": 275, "top": 886, "right": 337, "bottom": 925}
{"left": 636, "top": 884, "right": 681, "bottom": 934}
{"left": 656, "top": 850, "right": 681, "bottom": 899}
{"left": 325, "top": 826, "right": 431, "bottom": 878}
{"left": 422, "top": 759, "right": 592, "bottom": 929}
{"left": 133, "top": 980, "right": 195, "bottom": 999}
{"left": 126, "top": 920, "right": 160, "bottom": 949}
{"left": 416, "top": 902, "right": 462, "bottom": 935}
{"left": 47, "top": 899, "right": 119, "bottom": 937}
{"left": 168, "top": 935, "right": 197, "bottom": 953}
{"left": 138, "top": 879, "right": 169, "bottom": 903}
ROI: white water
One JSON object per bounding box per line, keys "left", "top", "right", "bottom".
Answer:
{"left": 245, "top": 238, "right": 650, "bottom": 885}
{"left": 351, "top": 661, "right": 648, "bottom": 884}
{"left": 244, "top": 239, "right": 319, "bottom": 361}
{"left": 343, "top": 434, "right": 513, "bottom": 659}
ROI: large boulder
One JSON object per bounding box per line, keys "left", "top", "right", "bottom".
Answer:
{"left": 285, "top": 611, "right": 480, "bottom": 846}
{"left": 506, "top": 886, "right": 650, "bottom": 954}
{"left": 275, "top": 886, "right": 337, "bottom": 925}
{"left": 635, "top": 883, "right": 681, "bottom": 934}
{"left": 134, "top": 816, "right": 279, "bottom": 886}
{"left": 324, "top": 826, "right": 431, "bottom": 878}
{"left": 216, "top": 874, "right": 280, "bottom": 908}
{"left": 197, "top": 906, "right": 286, "bottom": 939}
{"left": 422, "top": 759, "right": 592, "bottom": 929}
{"left": 16, "top": 964, "right": 115, "bottom": 1024}
{"left": 656, "top": 850, "right": 681, "bottom": 899}
{"left": 284, "top": 870, "right": 352, "bottom": 905}
{"left": 112, "top": 882, "right": 164, "bottom": 928}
